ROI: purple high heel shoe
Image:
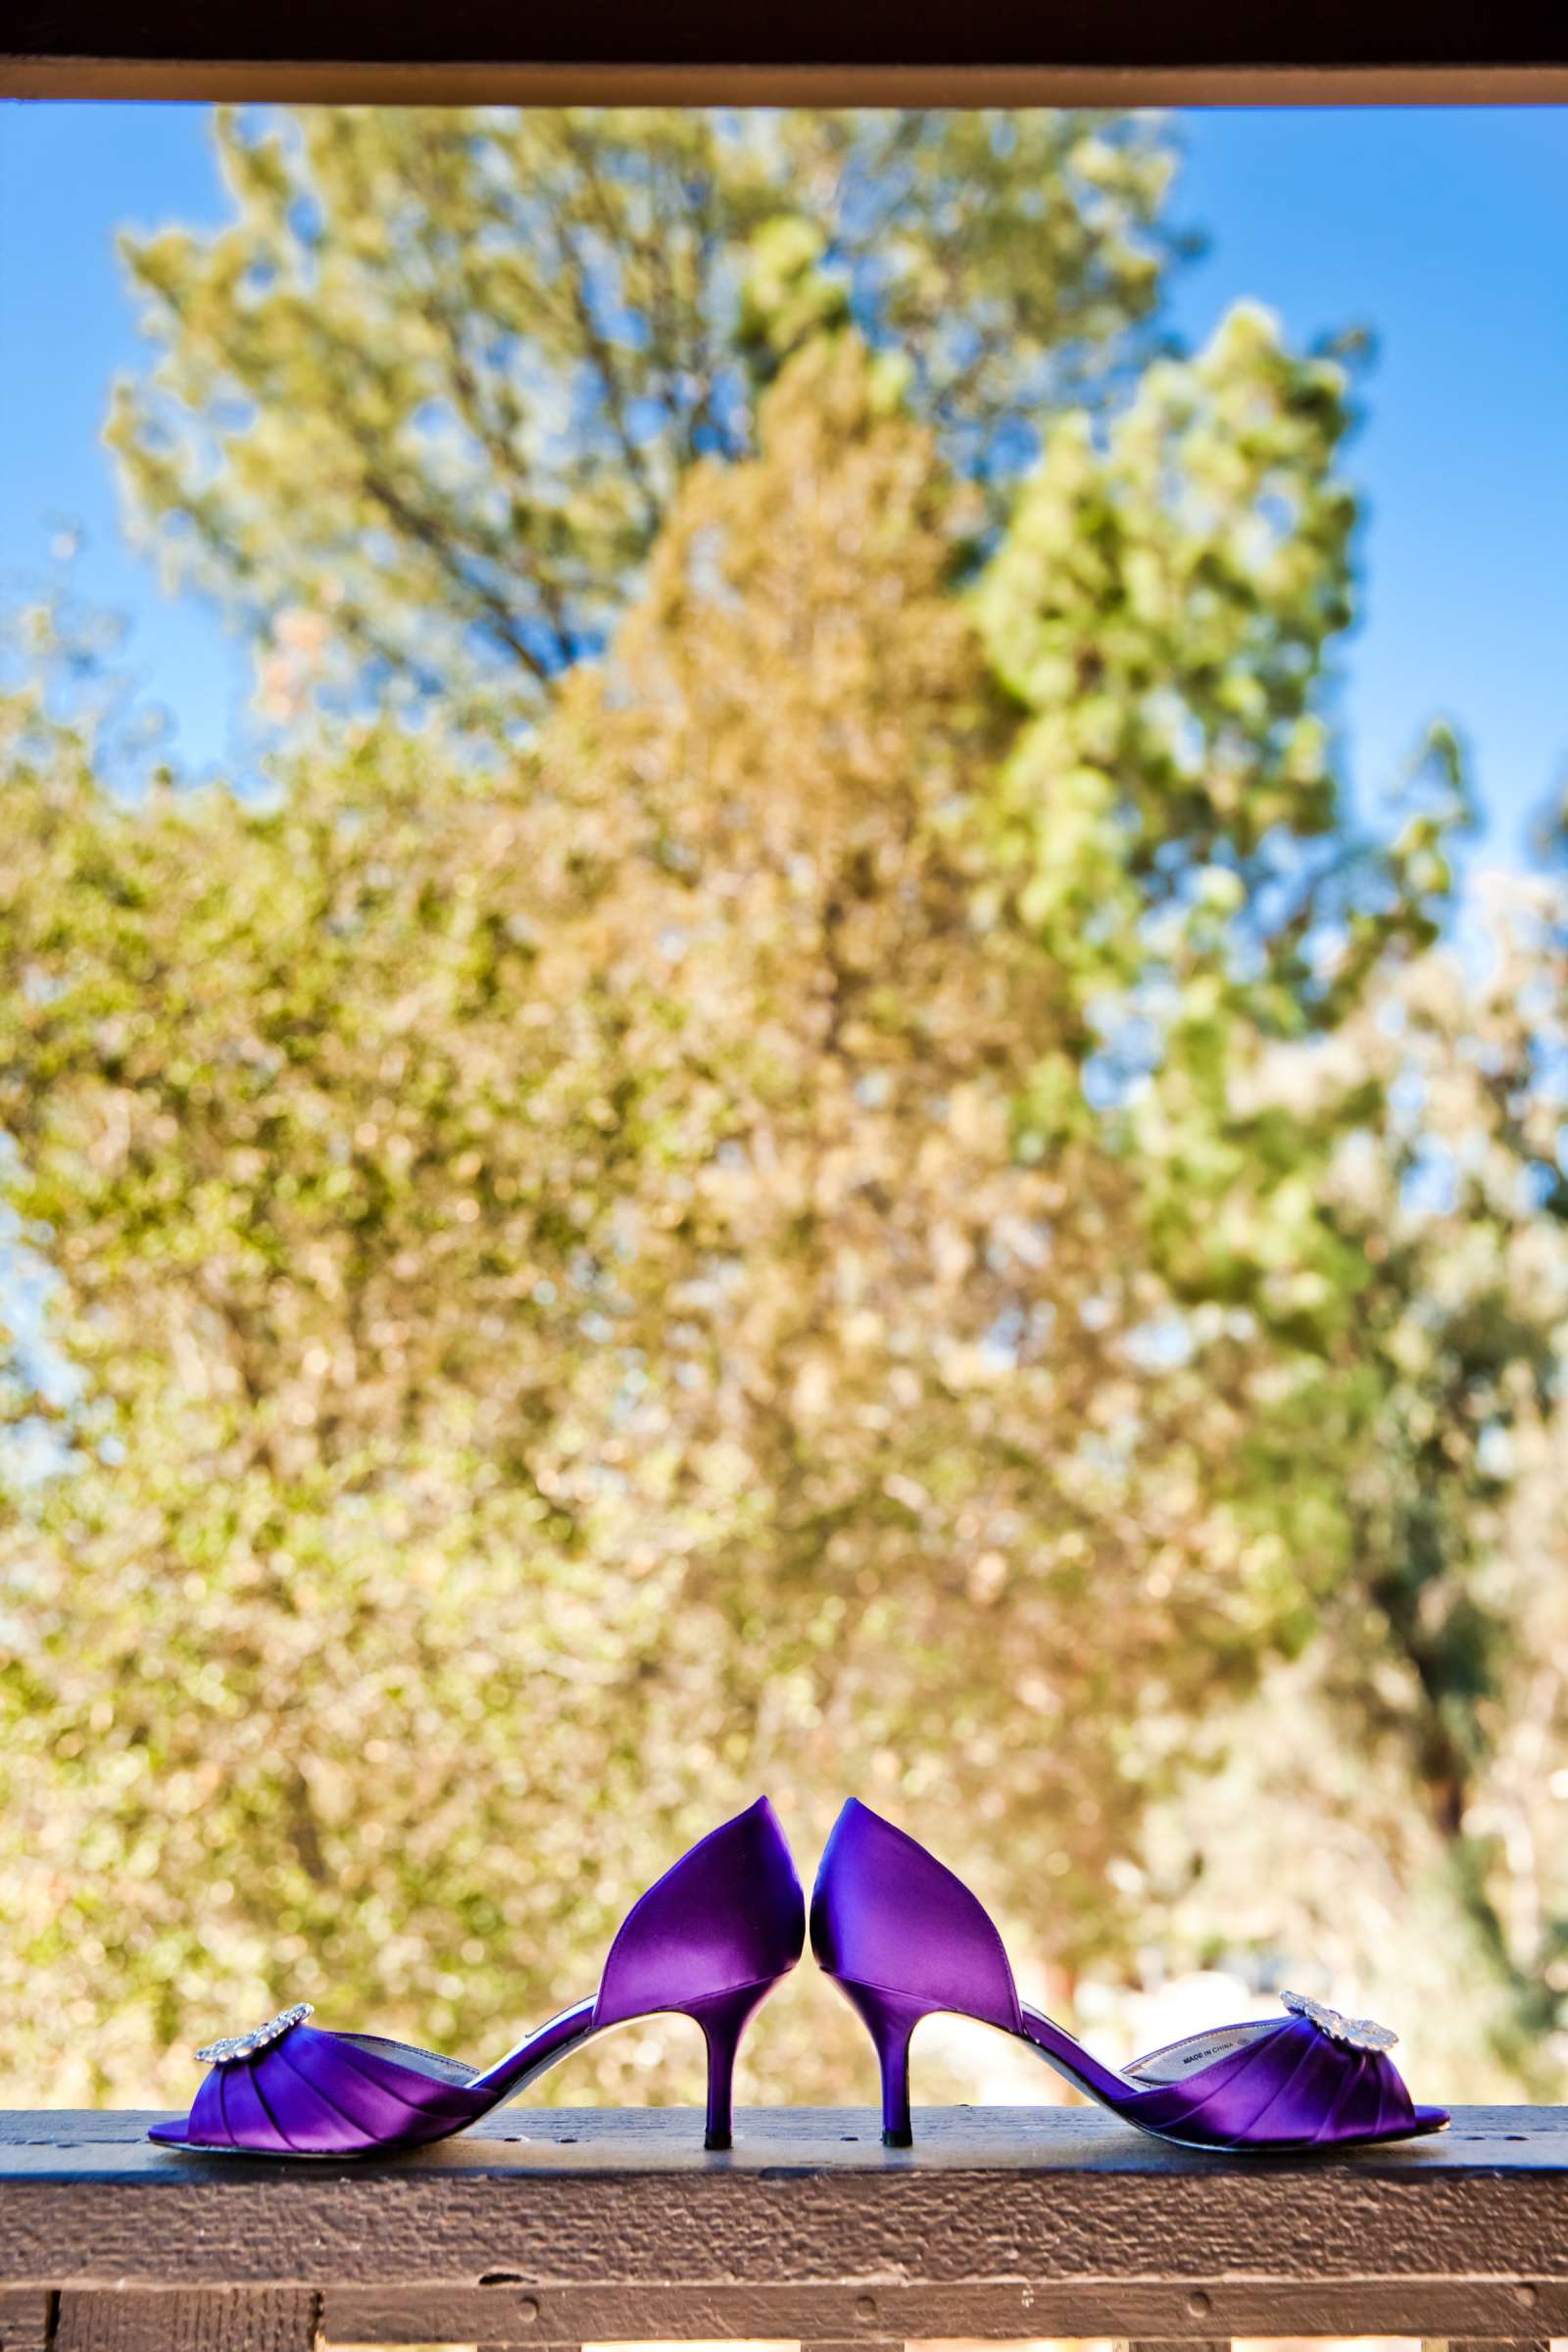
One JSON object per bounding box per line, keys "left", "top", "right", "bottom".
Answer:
{"left": 812, "top": 1799, "right": 1448, "bottom": 2154}
{"left": 151, "top": 1797, "right": 803, "bottom": 2158}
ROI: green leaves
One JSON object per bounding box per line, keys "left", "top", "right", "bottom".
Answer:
{"left": 108, "top": 108, "right": 1180, "bottom": 735}
{"left": 2, "top": 125, "right": 1564, "bottom": 2109}
{"left": 975, "top": 305, "right": 1352, "bottom": 899}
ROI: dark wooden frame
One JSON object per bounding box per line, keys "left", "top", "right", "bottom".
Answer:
{"left": 3, "top": 2104, "right": 1567, "bottom": 2352}
{"left": 4, "top": 0, "right": 1567, "bottom": 100}
{"left": 6, "top": 61, "right": 1568, "bottom": 102}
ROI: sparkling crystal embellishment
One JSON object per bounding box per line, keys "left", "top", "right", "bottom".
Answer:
{"left": 196, "top": 2002, "right": 314, "bottom": 2066}
{"left": 1281, "top": 1988, "right": 1397, "bottom": 2052}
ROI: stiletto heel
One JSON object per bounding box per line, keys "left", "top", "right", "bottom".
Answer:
{"left": 684, "top": 1979, "right": 773, "bottom": 2148}
{"left": 812, "top": 1798, "right": 1448, "bottom": 2156}
{"left": 833, "top": 1979, "right": 928, "bottom": 2144}
{"left": 153, "top": 1797, "right": 804, "bottom": 2160}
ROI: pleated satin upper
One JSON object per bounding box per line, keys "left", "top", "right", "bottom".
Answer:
{"left": 149, "top": 2022, "right": 492, "bottom": 2156}
{"left": 150, "top": 1796, "right": 807, "bottom": 2158}
{"left": 1114, "top": 2009, "right": 1438, "bottom": 2149}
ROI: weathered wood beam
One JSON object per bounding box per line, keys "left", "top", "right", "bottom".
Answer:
{"left": 1117, "top": 2339, "right": 1231, "bottom": 2352}
{"left": 0, "top": 2288, "right": 51, "bottom": 2352}
{"left": 1, "top": 2106, "right": 1564, "bottom": 2350}
{"left": 53, "top": 2288, "right": 320, "bottom": 2351}
{"left": 1424, "top": 2340, "right": 1553, "bottom": 2352}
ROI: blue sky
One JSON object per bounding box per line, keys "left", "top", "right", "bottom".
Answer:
{"left": 1, "top": 102, "right": 1564, "bottom": 868}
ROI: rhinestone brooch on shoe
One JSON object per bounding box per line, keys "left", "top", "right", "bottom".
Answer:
{"left": 1280, "top": 1987, "right": 1397, "bottom": 2052}
{"left": 196, "top": 2002, "right": 314, "bottom": 2065}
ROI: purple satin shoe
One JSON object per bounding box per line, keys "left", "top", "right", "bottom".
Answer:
{"left": 151, "top": 1797, "right": 803, "bottom": 2159}
{"left": 812, "top": 1799, "right": 1448, "bottom": 2154}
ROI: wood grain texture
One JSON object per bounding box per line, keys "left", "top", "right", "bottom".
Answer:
{"left": 54, "top": 2288, "right": 319, "bottom": 2350}
{"left": 0, "top": 2288, "right": 50, "bottom": 2352}
{"left": 1, "top": 2105, "right": 1564, "bottom": 2345}
{"left": 10, "top": 64, "right": 1568, "bottom": 104}
{"left": 797, "top": 2338, "right": 905, "bottom": 2352}
{"left": 1424, "top": 2341, "right": 1553, "bottom": 2352}
{"left": 1118, "top": 2340, "right": 1230, "bottom": 2352}
{"left": 318, "top": 2279, "right": 1568, "bottom": 2340}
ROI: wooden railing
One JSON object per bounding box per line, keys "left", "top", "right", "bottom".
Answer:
{"left": 1, "top": 2105, "right": 1564, "bottom": 2352}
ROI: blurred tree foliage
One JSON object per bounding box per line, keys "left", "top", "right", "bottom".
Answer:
{"left": 7, "top": 323, "right": 1568, "bottom": 2102}
{"left": 107, "top": 107, "right": 1183, "bottom": 732}
{"left": 2, "top": 114, "right": 1566, "bottom": 2108}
